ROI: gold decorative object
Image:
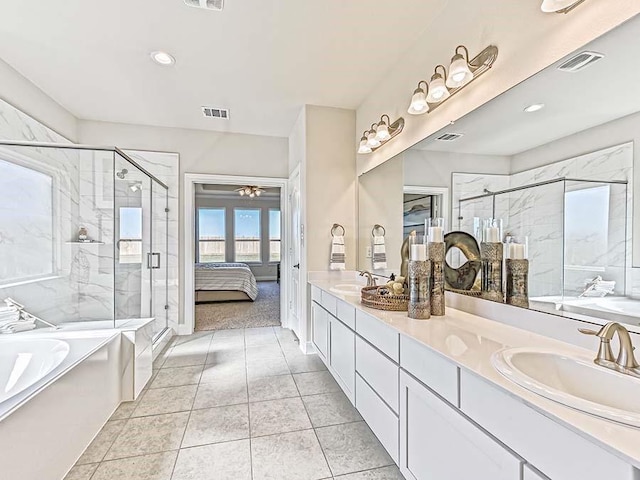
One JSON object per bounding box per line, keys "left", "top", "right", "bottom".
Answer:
{"left": 429, "top": 242, "right": 445, "bottom": 316}
{"left": 506, "top": 259, "right": 529, "bottom": 308}
{"left": 443, "top": 231, "right": 481, "bottom": 291}
{"left": 408, "top": 260, "right": 431, "bottom": 319}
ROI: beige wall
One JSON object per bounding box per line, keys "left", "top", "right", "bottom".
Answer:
{"left": 78, "top": 120, "right": 288, "bottom": 326}
{"left": 358, "top": 155, "right": 404, "bottom": 273}
{"left": 356, "top": 2, "right": 640, "bottom": 175}
{"left": 403, "top": 150, "right": 511, "bottom": 188}
{"left": 0, "top": 57, "right": 77, "bottom": 141}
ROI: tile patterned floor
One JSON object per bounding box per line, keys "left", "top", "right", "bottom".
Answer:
{"left": 65, "top": 327, "right": 404, "bottom": 480}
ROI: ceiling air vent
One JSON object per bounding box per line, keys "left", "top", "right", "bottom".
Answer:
{"left": 557, "top": 51, "right": 604, "bottom": 72}
{"left": 183, "top": 0, "right": 224, "bottom": 11}
{"left": 436, "top": 132, "right": 464, "bottom": 142}
{"left": 201, "top": 106, "right": 229, "bottom": 119}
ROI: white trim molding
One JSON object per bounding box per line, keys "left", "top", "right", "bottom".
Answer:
{"left": 404, "top": 185, "right": 450, "bottom": 229}
{"left": 183, "top": 173, "right": 290, "bottom": 335}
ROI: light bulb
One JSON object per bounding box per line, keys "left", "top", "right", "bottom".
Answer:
{"left": 426, "top": 73, "right": 450, "bottom": 103}
{"left": 358, "top": 137, "right": 372, "bottom": 154}
{"left": 446, "top": 53, "right": 473, "bottom": 88}
{"left": 366, "top": 131, "right": 381, "bottom": 148}
{"left": 256, "top": 190, "right": 262, "bottom": 196}
{"left": 375, "top": 121, "right": 391, "bottom": 142}
{"left": 249, "top": 192, "right": 255, "bottom": 198}
{"left": 150, "top": 51, "right": 176, "bottom": 66}
{"left": 408, "top": 87, "right": 429, "bottom": 115}
{"left": 239, "top": 190, "right": 245, "bottom": 196}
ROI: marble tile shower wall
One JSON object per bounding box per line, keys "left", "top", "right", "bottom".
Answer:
{"left": 0, "top": 99, "right": 180, "bottom": 329}
{"left": 452, "top": 142, "right": 633, "bottom": 298}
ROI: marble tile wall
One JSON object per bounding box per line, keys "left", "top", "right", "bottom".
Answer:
{"left": 452, "top": 142, "right": 633, "bottom": 298}
{"left": 0, "top": 98, "right": 179, "bottom": 331}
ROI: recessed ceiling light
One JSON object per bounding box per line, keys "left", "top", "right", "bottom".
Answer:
{"left": 524, "top": 103, "right": 545, "bottom": 113}
{"left": 150, "top": 51, "right": 176, "bottom": 66}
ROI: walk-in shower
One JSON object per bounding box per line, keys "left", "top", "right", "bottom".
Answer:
{"left": 0, "top": 142, "right": 169, "bottom": 342}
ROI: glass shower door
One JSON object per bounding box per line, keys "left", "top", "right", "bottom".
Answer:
{"left": 150, "top": 179, "right": 168, "bottom": 340}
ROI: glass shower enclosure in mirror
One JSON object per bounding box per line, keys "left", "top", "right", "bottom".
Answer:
{"left": 357, "top": 13, "right": 640, "bottom": 327}
{"left": 0, "top": 142, "right": 169, "bottom": 341}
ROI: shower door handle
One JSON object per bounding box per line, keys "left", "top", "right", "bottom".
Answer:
{"left": 147, "top": 253, "right": 161, "bottom": 269}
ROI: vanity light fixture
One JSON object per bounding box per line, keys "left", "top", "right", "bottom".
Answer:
{"left": 408, "top": 81, "right": 429, "bottom": 115}
{"left": 407, "top": 45, "right": 498, "bottom": 116}
{"left": 541, "top": 0, "right": 586, "bottom": 13}
{"left": 446, "top": 46, "right": 474, "bottom": 88}
{"left": 426, "top": 66, "right": 450, "bottom": 104}
{"left": 524, "top": 103, "right": 545, "bottom": 113}
{"left": 374, "top": 115, "right": 392, "bottom": 142}
{"left": 357, "top": 116, "right": 405, "bottom": 154}
{"left": 150, "top": 51, "right": 176, "bottom": 66}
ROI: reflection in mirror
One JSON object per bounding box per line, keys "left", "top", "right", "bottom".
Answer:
{"left": 358, "top": 15, "right": 640, "bottom": 326}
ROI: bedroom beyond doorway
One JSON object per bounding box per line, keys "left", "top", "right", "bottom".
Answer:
{"left": 193, "top": 183, "right": 282, "bottom": 331}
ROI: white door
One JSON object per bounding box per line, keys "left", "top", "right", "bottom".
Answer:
{"left": 288, "top": 169, "right": 302, "bottom": 338}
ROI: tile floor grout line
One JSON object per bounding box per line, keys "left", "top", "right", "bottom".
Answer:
{"left": 243, "top": 328, "right": 256, "bottom": 480}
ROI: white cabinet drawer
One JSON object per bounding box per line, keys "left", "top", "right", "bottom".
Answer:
{"left": 321, "top": 290, "right": 337, "bottom": 316}
{"left": 330, "top": 317, "right": 355, "bottom": 400}
{"left": 311, "top": 285, "right": 322, "bottom": 303}
{"left": 400, "top": 370, "right": 521, "bottom": 480}
{"left": 355, "top": 373, "right": 399, "bottom": 464}
{"left": 312, "top": 302, "right": 329, "bottom": 361}
{"left": 460, "top": 370, "right": 636, "bottom": 480}
{"left": 355, "top": 310, "right": 399, "bottom": 362}
{"left": 356, "top": 336, "right": 399, "bottom": 413}
{"left": 336, "top": 299, "right": 356, "bottom": 330}
{"left": 400, "top": 334, "right": 458, "bottom": 406}
{"left": 524, "top": 465, "right": 549, "bottom": 480}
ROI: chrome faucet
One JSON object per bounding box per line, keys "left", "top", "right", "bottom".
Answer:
{"left": 579, "top": 322, "right": 640, "bottom": 377}
{"left": 359, "top": 271, "right": 377, "bottom": 287}
{"left": 579, "top": 275, "right": 602, "bottom": 298}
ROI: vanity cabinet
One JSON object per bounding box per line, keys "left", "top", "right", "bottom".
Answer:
{"left": 524, "top": 465, "right": 550, "bottom": 480}
{"left": 311, "top": 302, "right": 329, "bottom": 360}
{"left": 399, "top": 370, "right": 522, "bottom": 480}
{"left": 329, "top": 314, "right": 355, "bottom": 400}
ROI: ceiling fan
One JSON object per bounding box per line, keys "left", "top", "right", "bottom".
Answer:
{"left": 235, "top": 185, "right": 264, "bottom": 198}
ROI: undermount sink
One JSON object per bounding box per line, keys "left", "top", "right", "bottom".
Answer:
{"left": 330, "top": 284, "right": 363, "bottom": 296}
{"left": 492, "top": 347, "right": 640, "bottom": 428}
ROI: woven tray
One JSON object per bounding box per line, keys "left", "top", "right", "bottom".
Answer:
{"left": 447, "top": 287, "right": 482, "bottom": 297}
{"left": 361, "top": 285, "right": 409, "bottom": 312}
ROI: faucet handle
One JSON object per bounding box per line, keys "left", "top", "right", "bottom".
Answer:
{"left": 578, "top": 328, "right": 599, "bottom": 336}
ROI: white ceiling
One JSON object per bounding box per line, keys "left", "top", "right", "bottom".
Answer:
{"left": 0, "top": 0, "right": 446, "bottom": 138}
{"left": 411, "top": 14, "right": 640, "bottom": 156}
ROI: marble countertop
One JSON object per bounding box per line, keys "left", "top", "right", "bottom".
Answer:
{"left": 308, "top": 272, "right": 640, "bottom": 470}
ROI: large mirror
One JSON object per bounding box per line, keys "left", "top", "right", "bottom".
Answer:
{"left": 358, "top": 14, "right": 640, "bottom": 325}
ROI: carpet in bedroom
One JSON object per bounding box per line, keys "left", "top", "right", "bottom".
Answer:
{"left": 195, "top": 281, "right": 281, "bottom": 331}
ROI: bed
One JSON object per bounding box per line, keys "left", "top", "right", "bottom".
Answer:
{"left": 195, "top": 262, "right": 259, "bottom": 302}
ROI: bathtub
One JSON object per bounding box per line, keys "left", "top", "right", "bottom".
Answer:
{"left": 530, "top": 296, "right": 640, "bottom": 326}
{"left": 0, "top": 329, "right": 120, "bottom": 422}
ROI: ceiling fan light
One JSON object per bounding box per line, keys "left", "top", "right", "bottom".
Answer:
{"left": 446, "top": 53, "right": 473, "bottom": 88}
{"left": 408, "top": 87, "right": 429, "bottom": 115}
{"left": 426, "top": 73, "right": 450, "bottom": 103}
{"left": 366, "top": 131, "right": 381, "bottom": 148}
{"left": 239, "top": 190, "right": 245, "bottom": 196}
{"left": 256, "top": 190, "right": 262, "bottom": 196}
{"left": 375, "top": 121, "right": 391, "bottom": 142}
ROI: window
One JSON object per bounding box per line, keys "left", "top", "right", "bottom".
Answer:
{"left": 235, "top": 208, "right": 261, "bottom": 263}
{"left": 198, "top": 208, "right": 226, "bottom": 262}
{"left": 119, "top": 207, "right": 143, "bottom": 264}
{"left": 269, "top": 209, "right": 281, "bottom": 262}
{"left": 0, "top": 158, "right": 54, "bottom": 284}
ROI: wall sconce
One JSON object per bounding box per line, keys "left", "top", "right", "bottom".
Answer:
{"left": 407, "top": 44, "right": 499, "bottom": 116}
{"left": 541, "top": 0, "right": 586, "bottom": 13}
{"left": 358, "top": 115, "right": 405, "bottom": 154}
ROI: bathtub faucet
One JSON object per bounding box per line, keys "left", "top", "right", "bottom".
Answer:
{"left": 3, "top": 298, "right": 58, "bottom": 330}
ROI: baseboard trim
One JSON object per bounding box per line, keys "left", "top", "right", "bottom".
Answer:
{"left": 176, "top": 324, "right": 193, "bottom": 336}
{"left": 302, "top": 341, "right": 316, "bottom": 355}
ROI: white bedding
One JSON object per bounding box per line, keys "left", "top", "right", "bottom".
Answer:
{"left": 195, "top": 263, "right": 258, "bottom": 301}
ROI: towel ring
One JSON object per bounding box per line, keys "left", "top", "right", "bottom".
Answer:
{"left": 371, "top": 224, "right": 386, "bottom": 237}
{"left": 331, "top": 223, "right": 345, "bottom": 237}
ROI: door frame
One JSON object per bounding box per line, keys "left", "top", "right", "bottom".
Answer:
{"left": 403, "top": 185, "right": 450, "bottom": 228}
{"left": 183, "top": 173, "right": 289, "bottom": 335}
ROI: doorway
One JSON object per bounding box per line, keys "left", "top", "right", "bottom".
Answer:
{"left": 183, "top": 174, "right": 289, "bottom": 335}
